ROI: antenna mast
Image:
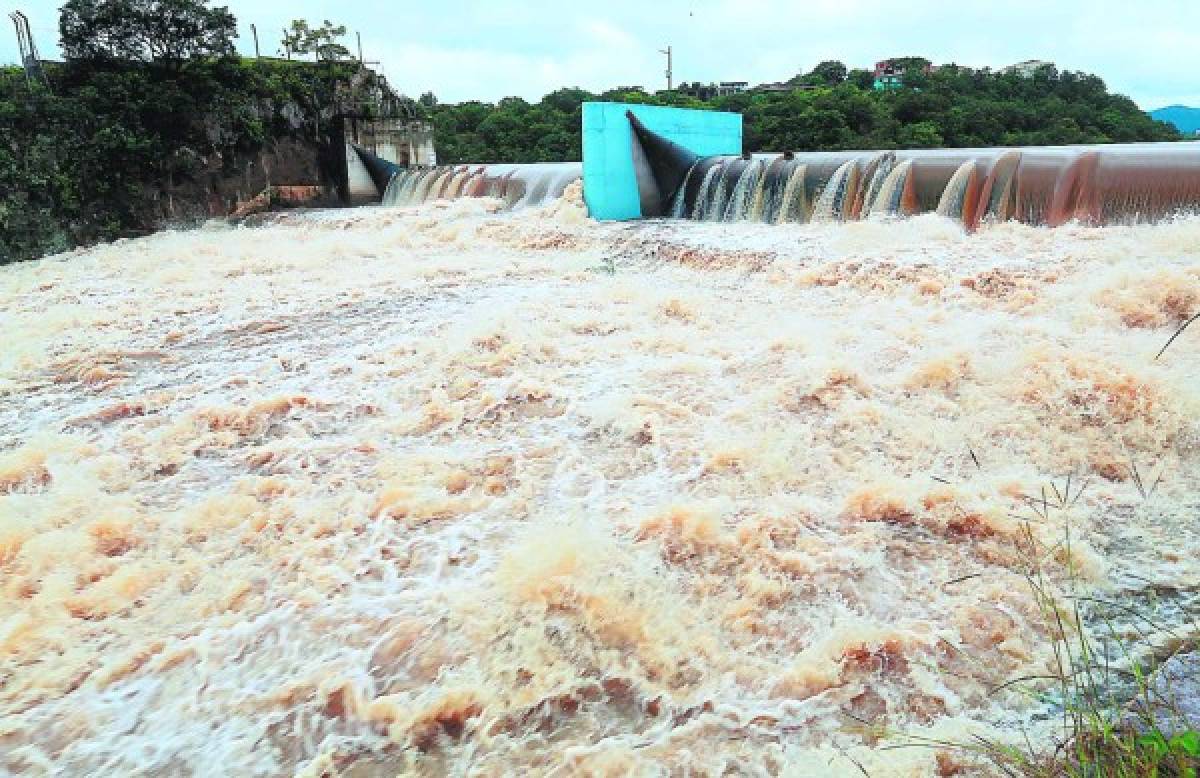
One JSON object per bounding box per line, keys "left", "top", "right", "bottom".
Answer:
{"left": 9, "top": 11, "right": 47, "bottom": 89}
{"left": 660, "top": 45, "right": 673, "bottom": 91}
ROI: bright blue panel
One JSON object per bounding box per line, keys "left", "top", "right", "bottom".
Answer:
{"left": 582, "top": 102, "right": 742, "bottom": 221}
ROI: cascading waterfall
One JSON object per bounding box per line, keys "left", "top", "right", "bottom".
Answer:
{"left": 445, "top": 170, "right": 469, "bottom": 199}
{"left": 811, "top": 160, "right": 860, "bottom": 222}
{"left": 412, "top": 169, "right": 440, "bottom": 204}
{"left": 775, "top": 163, "right": 810, "bottom": 224}
{"left": 410, "top": 169, "right": 436, "bottom": 205}
{"left": 723, "top": 160, "right": 765, "bottom": 222}
{"left": 867, "top": 159, "right": 914, "bottom": 219}
{"left": 432, "top": 167, "right": 458, "bottom": 200}
{"left": 748, "top": 159, "right": 788, "bottom": 222}
{"left": 381, "top": 162, "right": 583, "bottom": 210}
{"left": 935, "top": 159, "right": 979, "bottom": 222}
{"left": 704, "top": 160, "right": 743, "bottom": 221}
{"left": 859, "top": 153, "right": 897, "bottom": 219}
{"left": 669, "top": 165, "right": 697, "bottom": 219}
{"left": 652, "top": 142, "right": 1200, "bottom": 229}
{"left": 691, "top": 164, "right": 723, "bottom": 221}
{"left": 980, "top": 151, "right": 1021, "bottom": 225}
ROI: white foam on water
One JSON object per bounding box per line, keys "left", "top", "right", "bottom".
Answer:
{"left": 2, "top": 194, "right": 1199, "bottom": 776}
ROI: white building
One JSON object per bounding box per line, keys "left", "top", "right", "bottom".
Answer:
{"left": 344, "top": 118, "right": 437, "bottom": 204}
{"left": 1004, "top": 60, "right": 1054, "bottom": 77}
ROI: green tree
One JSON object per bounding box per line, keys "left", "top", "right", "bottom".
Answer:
{"left": 897, "top": 120, "right": 944, "bottom": 148}
{"left": 59, "top": 0, "right": 236, "bottom": 66}
{"left": 847, "top": 68, "right": 875, "bottom": 90}
{"left": 282, "top": 20, "right": 352, "bottom": 62}
{"left": 808, "top": 60, "right": 848, "bottom": 85}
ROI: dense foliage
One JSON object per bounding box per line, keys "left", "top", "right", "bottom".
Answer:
{"left": 281, "top": 19, "right": 353, "bottom": 62}
{"left": 59, "top": 0, "right": 237, "bottom": 65}
{"left": 0, "top": 58, "right": 370, "bottom": 264}
{"left": 426, "top": 61, "right": 1180, "bottom": 164}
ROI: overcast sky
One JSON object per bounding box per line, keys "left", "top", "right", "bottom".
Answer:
{"left": 4, "top": 1, "right": 1199, "bottom": 109}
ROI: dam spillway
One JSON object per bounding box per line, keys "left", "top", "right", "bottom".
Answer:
{"left": 382, "top": 162, "right": 583, "bottom": 210}
{"left": 669, "top": 143, "right": 1200, "bottom": 229}
{"left": 374, "top": 103, "right": 1200, "bottom": 230}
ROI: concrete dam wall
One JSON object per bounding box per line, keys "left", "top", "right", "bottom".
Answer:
{"left": 364, "top": 102, "right": 1200, "bottom": 230}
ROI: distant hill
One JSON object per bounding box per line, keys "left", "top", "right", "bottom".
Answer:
{"left": 1150, "top": 105, "right": 1200, "bottom": 135}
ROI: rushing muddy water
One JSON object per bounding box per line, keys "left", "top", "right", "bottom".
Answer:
{"left": 2, "top": 186, "right": 1199, "bottom": 776}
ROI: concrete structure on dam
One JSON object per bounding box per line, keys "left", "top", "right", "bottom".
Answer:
{"left": 344, "top": 117, "right": 437, "bottom": 205}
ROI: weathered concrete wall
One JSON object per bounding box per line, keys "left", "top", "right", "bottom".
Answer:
{"left": 343, "top": 117, "right": 437, "bottom": 203}
{"left": 344, "top": 141, "right": 380, "bottom": 205}
{"left": 151, "top": 113, "right": 435, "bottom": 219}
{"left": 148, "top": 135, "right": 335, "bottom": 226}
{"left": 346, "top": 118, "right": 436, "bottom": 167}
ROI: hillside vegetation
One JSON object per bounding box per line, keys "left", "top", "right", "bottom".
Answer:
{"left": 0, "top": 59, "right": 383, "bottom": 265}
{"left": 426, "top": 60, "right": 1180, "bottom": 164}
{"left": 0, "top": 0, "right": 403, "bottom": 265}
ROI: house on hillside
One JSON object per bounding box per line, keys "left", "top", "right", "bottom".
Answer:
{"left": 873, "top": 58, "right": 932, "bottom": 90}
{"left": 679, "top": 82, "right": 718, "bottom": 100}
{"left": 754, "top": 81, "right": 820, "bottom": 93}
{"left": 679, "top": 81, "right": 749, "bottom": 99}
{"left": 1004, "top": 59, "right": 1054, "bottom": 77}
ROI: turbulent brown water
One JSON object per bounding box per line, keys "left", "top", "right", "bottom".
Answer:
{"left": 2, "top": 186, "right": 1199, "bottom": 776}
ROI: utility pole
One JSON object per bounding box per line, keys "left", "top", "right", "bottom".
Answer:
{"left": 660, "top": 45, "right": 673, "bottom": 91}
{"left": 357, "top": 32, "right": 364, "bottom": 64}
{"left": 250, "top": 23, "right": 260, "bottom": 58}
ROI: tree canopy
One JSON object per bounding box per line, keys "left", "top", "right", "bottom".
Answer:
{"left": 59, "top": 0, "right": 236, "bottom": 65}
{"left": 281, "top": 19, "right": 353, "bottom": 62}
{"left": 801, "top": 60, "right": 848, "bottom": 86}
{"left": 424, "top": 60, "right": 1180, "bottom": 164}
